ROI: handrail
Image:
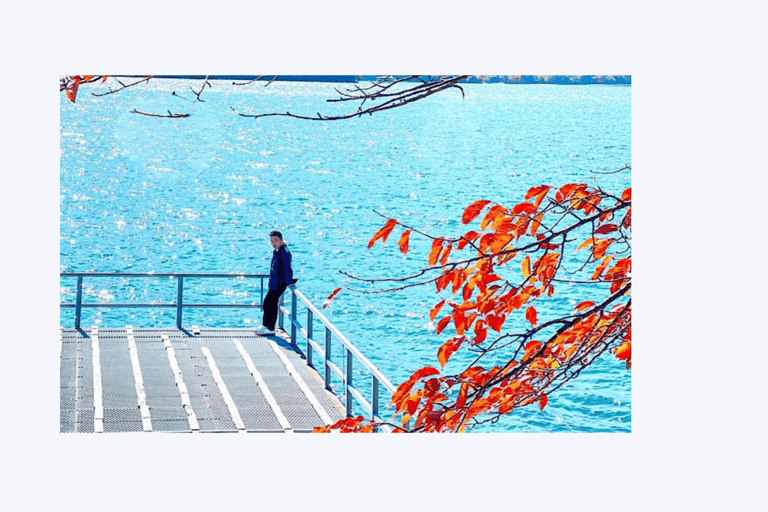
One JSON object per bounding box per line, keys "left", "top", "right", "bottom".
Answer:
{"left": 59, "top": 272, "right": 398, "bottom": 430}
{"left": 60, "top": 272, "right": 268, "bottom": 329}
{"left": 278, "top": 286, "right": 398, "bottom": 431}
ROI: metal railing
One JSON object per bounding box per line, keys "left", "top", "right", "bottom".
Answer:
{"left": 278, "top": 287, "right": 398, "bottom": 431}
{"left": 60, "top": 272, "right": 398, "bottom": 430}
{"left": 60, "top": 272, "right": 269, "bottom": 330}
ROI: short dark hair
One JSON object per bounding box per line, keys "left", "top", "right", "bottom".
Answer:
{"left": 269, "top": 231, "right": 283, "bottom": 240}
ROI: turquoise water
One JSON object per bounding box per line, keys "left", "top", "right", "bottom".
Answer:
{"left": 60, "top": 79, "right": 631, "bottom": 432}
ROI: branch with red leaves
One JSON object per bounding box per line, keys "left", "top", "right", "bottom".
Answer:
{"left": 318, "top": 169, "right": 631, "bottom": 432}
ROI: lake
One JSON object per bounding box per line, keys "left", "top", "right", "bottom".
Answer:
{"left": 60, "top": 78, "right": 631, "bottom": 432}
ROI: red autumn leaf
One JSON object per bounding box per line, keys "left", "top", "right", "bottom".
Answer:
{"left": 452, "top": 309, "right": 466, "bottom": 336}
{"left": 473, "top": 321, "right": 487, "bottom": 344}
{"left": 538, "top": 394, "right": 548, "bottom": 410}
{"left": 406, "top": 396, "right": 421, "bottom": 415}
{"left": 102, "top": 75, "right": 109, "bottom": 83}
{"left": 437, "top": 337, "right": 464, "bottom": 367}
{"left": 591, "top": 255, "right": 614, "bottom": 280}
{"left": 511, "top": 202, "right": 537, "bottom": 216}
{"left": 66, "top": 75, "right": 81, "bottom": 103}
{"left": 412, "top": 366, "right": 441, "bottom": 381}
{"left": 322, "top": 287, "right": 342, "bottom": 309}
{"left": 455, "top": 383, "right": 469, "bottom": 409}
{"left": 397, "top": 229, "right": 411, "bottom": 254}
{"left": 486, "top": 314, "right": 505, "bottom": 332}
{"left": 452, "top": 269, "right": 466, "bottom": 295}
{"left": 621, "top": 187, "right": 631, "bottom": 202}
{"left": 462, "top": 281, "right": 474, "bottom": 301}
{"left": 614, "top": 341, "right": 631, "bottom": 361}
{"left": 489, "top": 234, "right": 512, "bottom": 254}
{"left": 480, "top": 205, "right": 507, "bottom": 231}
{"left": 593, "top": 238, "right": 616, "bottom": 259}
{"left": 436, "top": 315, "right": 452, "bottom": 335}
{"left": 83, "top": 75, "right": 93, "bottom": 82}
{"left": 595, "top": 223, "right": 619, "bottom": 235}
{"left": 462, "top": 200, "right": 492, "bottom": 224}
{"left": 428, "top": 239, "right": 444, "bottom": 265}
{"left": 525, "top": 306, "right": 538, "bottom": 326}
{"left": 367, "top": 219, "right": 398, "bottom": 248}
{"left": 429, "top": 300, "right": 446, "bottom": 322}
{"left": 457, "top": 231, "right": 479, "bottom": 250}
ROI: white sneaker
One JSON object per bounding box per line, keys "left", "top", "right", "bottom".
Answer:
{"left": 254, "top": 325, "right": 275, "bottom": 336}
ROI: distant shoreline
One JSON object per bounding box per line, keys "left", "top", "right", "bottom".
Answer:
{"left": 117, "top": 75, "right": 632, "bottom": 85}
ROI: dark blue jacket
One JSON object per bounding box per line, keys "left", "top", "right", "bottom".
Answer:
{"left": 269, "top": 244, "right": 296, "bottom": 290}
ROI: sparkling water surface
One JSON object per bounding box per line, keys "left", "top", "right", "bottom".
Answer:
{"left": 60, "top": 79, "right": 631, "bottom": 432}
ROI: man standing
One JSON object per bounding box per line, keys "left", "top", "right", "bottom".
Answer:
{"left": 255, "top": 231, "right": 297, "bottom": 336}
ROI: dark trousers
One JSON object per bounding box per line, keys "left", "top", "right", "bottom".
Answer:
{"left": 262, "top": 285, "right": 286, "bottom": 330}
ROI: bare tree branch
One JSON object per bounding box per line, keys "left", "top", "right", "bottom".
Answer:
{"left": 92, "top": 76, "right": 154, "bottom": 97}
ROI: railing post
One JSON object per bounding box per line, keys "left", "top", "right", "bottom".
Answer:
{"left": 306, "top": 309, "right": 313, "bottom": 368}
{"left": 176, "top": 276, "right": 183, "bottom": 329}
{"left": 324, "top": 326, "right": 332, "bottom": 390}
{"left": 345, "top": 347, "right": 353, "bottom": 417}
{"left": 279, "top": 291, "right": 284, "bottom": 330}
{"left": 372, "top": 377, "right": 379, "bottom": 423}
{"left": 74, "top": 276, "right": 83, "bottom": 329}
{"left": 290, "top": 289, "right": 297, "bottom": 345}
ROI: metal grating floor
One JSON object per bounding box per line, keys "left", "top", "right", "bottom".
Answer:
{"left": 60, "top": 327, "right": 346, "bottom": 433}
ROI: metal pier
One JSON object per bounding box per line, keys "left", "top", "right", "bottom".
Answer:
{"left": 60, "top": 272, "right": 399, "bottom": 433}
{"left": 60, "top": 327, "right": 345, "bottom": 433}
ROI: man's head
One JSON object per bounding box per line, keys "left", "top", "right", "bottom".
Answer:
{"left": 269, "top": 230, "right": 283, "bottom": 250}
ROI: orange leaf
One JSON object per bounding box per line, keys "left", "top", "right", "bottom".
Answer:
{"left": 577, "top": 237, "right": 596, "bottom": 251}
{"left": 439, "top": 242, "right": 453, "bottom": 265}
{"left": 397, "top": 229, "right": 411, "bottom": 254}
{"left": 575, "top": 301, "right": 595, "bottom": 312}
{"left": 322, "top": 287, "right": 342, "bottom": 309}
{"left": 533, "top": 187, "right": 551, "bottom": 209}
{"left": 437, "top": 337, "right": 464, "bottom": 367}
{"left": 538, "top": 394, "right": 548, "bottom": 410}
{"left": 429, "top": 300, "right": 446, "bottom": 322}
{"left": 428, "top": 239, "right": 444, "bottom": 265}
{"left": 621, "top": 187, "right": 631, "bottom": 202}
{"left": 480, "top": 205, "right": 506, "bottom": 231}
{"left": 525, "top": 306, "right": 538, "bottom": 326}
{"left": 101, "top": 75, "right": 109, "bottom": 83}
{"left": 530, "top": 213, "right": 544, "bottom": 236}
{"left": 436, "top": 315, "right": 452, "bottom": 335}
{"left": 462, "top": 200, "right": 491, "bottom": 224}
{"left": 455, "top": 383, "right": 469, "bottom": 409}
{"left": 521, "top": 256, "right": 531, "bottom": 279}
{"left": 367, "top": 219, "right": 397, "bottom": 248}
{"left": 525, "top": 185, "right": 549, "bottom": 201}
